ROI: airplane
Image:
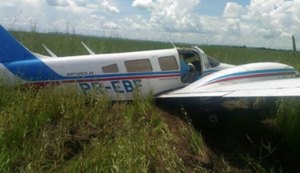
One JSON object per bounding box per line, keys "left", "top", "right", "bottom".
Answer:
{"left": 1, "top": 25, "right": 300, "bottom": 124}
{"left": 0, "top": 25, "right": 232, "bottom": 100}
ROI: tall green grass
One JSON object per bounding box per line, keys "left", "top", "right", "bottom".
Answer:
{"left": 0, "top": 86, "right": 207, "bottom": 172}
{"left": 11, "top": 31, "right": 173, "bottom": 56}
{"left": 276, "top": 99, "right": 300, "bottom": 161}
{"left": 12, "top": 30, "right": 300, "bottom": 71}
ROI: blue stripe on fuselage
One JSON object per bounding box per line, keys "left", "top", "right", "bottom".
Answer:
{"left": 206, "top": 68, "right": 297, "bottom": 84}
{"left": 215, "top": 68, "right": 296, "bottom": 81}
{"left": 3, "top": 57, "right": 180, "bottom": 82}
{"left": 5, "top": 58, "right": 64, "bottom": 81}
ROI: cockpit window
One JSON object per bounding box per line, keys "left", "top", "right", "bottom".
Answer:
{"left": 207, "top": 56, "right": 220, "bottom": 68}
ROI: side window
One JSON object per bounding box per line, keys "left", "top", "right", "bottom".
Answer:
{"left": 102, "top": 64, "right": 119, "bottom": 73}
{"left": 125, "top": 59, "right": 152, "bottom": 72}
{"left": 158, "top": 56, "right": 179, "bottom": 71}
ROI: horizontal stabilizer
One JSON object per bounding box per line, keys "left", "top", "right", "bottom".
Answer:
{"left": 42, "top": 44, "right": 57, "bottom": 57}
{"left": 81, "top": 41, "right": 95, "bottom": 55}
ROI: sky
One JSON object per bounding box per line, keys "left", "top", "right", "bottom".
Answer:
{"left": 0, "top": 0, "right": 299, "bottom": 50}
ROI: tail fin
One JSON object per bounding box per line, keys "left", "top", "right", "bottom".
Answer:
{"left": 0, "top": 25, "right": 35, "bottom": 63}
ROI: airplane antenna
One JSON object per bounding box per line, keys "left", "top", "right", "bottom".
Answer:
{"left": 81, "top": 42, "right": 95, "bottom": 55}
{"left": 292, "top": 35, "right": 297, "bottom": 52}
{"left": 42, "top": 44, "right": 57, "bottom": 57}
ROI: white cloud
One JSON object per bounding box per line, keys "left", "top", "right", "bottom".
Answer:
{"left": 223, "top": 2, "right": 245, "bottom": 18}
{"left": 46, "top": 0, "right": 94, "bottom": 13}
{"left": 46, "top": 0, "right": 69, "bottom": 7}
{"left": 133, "top": 0, "right": 300, "bottom": 49}
{"left": 145, "top": 0, "right": 201, "bottom": 32}
{"left": 244, "top": 0, "right": 300, "bottom": 39}
{"left": 101, "top": 0, "right": 120, "bottom": 13}
{"left": 1, "top": 0, "right": 300, "bottom": 50}
{"left": 132, "top": 0, "right": 153, "bottom": 9}
{"left": 103, "top": 21, "right": 119, "bottom": 29}
{"left": 23, "top": 0, "right": 41, "bottom": 6}
{"left": 72, "top": 0, "right": 86, "bottom": 7}
{"left": 225, "top": 18, "right": 241, "bottom": 34}
{"left": 46, "top": 0, "right": 89, "bottom": 7}
{"left": 0, "top": 2, "right": 15, "bottom": 8}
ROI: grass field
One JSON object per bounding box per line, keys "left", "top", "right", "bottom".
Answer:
{"left": 0, "top": 30, "right": 300, "bottom": 172}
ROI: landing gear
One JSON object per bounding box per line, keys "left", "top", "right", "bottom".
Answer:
{"left": 180, "top": 98, "right": 226, "bottom": 128}
{"left": 197, "top": 110, "right": 225, "bottom": 128}
{"left": 207, "top": 113, "right": 221, "bottom": 124}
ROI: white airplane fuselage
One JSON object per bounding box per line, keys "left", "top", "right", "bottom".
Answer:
{"left": 0, "top": 46, "right": 231, "bottom": 100}
{"left": 0, "top": 25, "right": 298, "bottom": 101}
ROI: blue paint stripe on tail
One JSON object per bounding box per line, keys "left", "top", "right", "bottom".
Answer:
{"left": 0, "top": 25, "right": 68, "bottom": 81}
{"left": 5, "top": 59, "right": 63, "bottom": 81}
{"left": 0, "top": 25, "right": 36, "bottom": 63}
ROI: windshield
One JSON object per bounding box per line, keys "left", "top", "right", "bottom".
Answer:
{"left": 207, "top": 55, "right": 220, "bottom": 68}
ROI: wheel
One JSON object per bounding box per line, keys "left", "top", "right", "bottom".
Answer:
{"left": 180, "top": 98, "right": 226, "bottom": 128}
{"left": 204, "top": 112, "right": 225, "bottom": 128}
{"left": 207, "top": 113, "right": 220, "bottom": 124}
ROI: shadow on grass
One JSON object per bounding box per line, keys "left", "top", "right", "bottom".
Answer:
{"left": 156, "top": 97, "right": 300, "bottom": 173}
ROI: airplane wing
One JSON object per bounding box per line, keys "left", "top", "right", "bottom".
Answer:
{"left": 158, "top": 78, "right": 300, "bottom": 98}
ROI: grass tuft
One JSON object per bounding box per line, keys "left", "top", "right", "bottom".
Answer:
{"left": 275, "top": 99, "right": 300, "bottom": 157}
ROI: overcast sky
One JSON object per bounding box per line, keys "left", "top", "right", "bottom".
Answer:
{"left": 0, "top": 0, "right": 299, "bottom": 49}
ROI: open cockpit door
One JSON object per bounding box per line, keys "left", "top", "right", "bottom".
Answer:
{"left": 177, "top": 48, "right": 202, "bottom": 83}
{"left": 192, "top": 46, "right": 221, "bottom": 74}
{"left": 177, "top": 46, "right": 222, "bottom": 83}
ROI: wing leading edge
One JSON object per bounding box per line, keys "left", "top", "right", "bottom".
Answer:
{"left": 158, "top": 77, "right": 300, "bottom": 98}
